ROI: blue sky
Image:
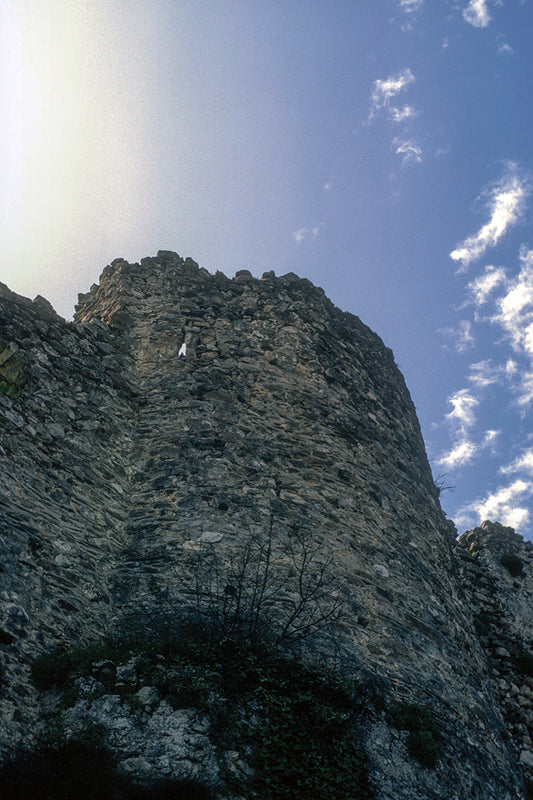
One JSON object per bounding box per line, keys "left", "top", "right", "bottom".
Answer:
{"left": 2, "top": 0, "right": 533, "bottom": 538}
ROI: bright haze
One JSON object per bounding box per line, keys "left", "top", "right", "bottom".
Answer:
{"left": 2, "top": 0, "right": 533, "bottom": 538}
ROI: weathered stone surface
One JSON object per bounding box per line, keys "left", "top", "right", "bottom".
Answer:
{"left": 455, "top": 521, "right": 533, "bottom": 791}
{"left": 63, "top": 695, "right": 219, "bottom": 783}
{"left": 0, "top": 253, "right": 531, "bottom": 798}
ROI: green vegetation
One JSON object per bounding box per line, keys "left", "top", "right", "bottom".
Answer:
{"left": 26, "top": 515, "right": 449, "bottom": 795}
{"left": 500, "top": 552, "right": 524, "bottom": 578}
{"left": 389, "top": 703, "right": 442, "bottom": 769}
{"left": 243, "top": 660, "right": 373, "bottom": 800}
{"left": 29, "top": 613, "right": 376, "bottom": 800}
{"left": 31, "top": 641, "right": 116, "bottom": 692}
{"left": 27, "top": 523, "right": 378, "bottom": 798}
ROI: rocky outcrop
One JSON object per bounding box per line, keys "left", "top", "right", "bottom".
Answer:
{"left": 0, "top": 252, "right": 531, "bottom": 798}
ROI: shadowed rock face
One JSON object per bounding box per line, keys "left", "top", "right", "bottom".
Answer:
{"left": 0, "top": 251, "right": 531, "bottom": 799}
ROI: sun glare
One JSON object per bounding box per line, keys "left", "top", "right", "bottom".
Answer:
{"left": 1, "top": 1, "right": 155, "bottom": 304}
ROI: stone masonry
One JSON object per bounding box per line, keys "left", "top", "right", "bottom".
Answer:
{"left": 455, "top": 521, "right": 533, "bottom": 789}
{"left": 0, "top": 251, "right": 532, "bottom": 798}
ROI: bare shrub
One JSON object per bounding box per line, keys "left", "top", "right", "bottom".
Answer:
{"left": 174, "top": 515, "right": 344, "bottom": 652}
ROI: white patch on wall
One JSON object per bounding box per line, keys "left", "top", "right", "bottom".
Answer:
{"left": 198, "top": 531, "right": 224, "bottom": 543}
{"left": 182, "top": 531, "right": 225, "bottom": 550}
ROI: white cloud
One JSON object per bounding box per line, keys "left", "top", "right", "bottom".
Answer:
{"left": 437, "top": 387, "right": 491, "bottom": 469}
{"left": 394, "top": 1, "right": 423, "bottom": 31}
{"left": 438, "top": 319, "right": 474, "bottom": 352}
{"left": 457, "top": 320, "right": 475, "bottom": 351}
{"left": 450, "top": 449, "right": 533, "bottom": 535}
{"left": 438, "top": 439, "right": 479, "bottom": 469}
{"left": 390, "top": 105, "right": 418, "bottom": 123}
{"left": 437, "top": 429, "right": 499, "bottom": 470}
{"left": 497, "top": 40, "right": 514, "bottom": 56}
{"left": 455, "top": 479, "right": 533, "bottom": 533}
{"left": 369, "top": 68, "right": 415, "bottom": 120}
{"left": 467, "top": 265, "right": 507, "bottom": 305}
{"left": 468, "top": 360, "right": 501, "bottom": 387}
{"left": 450, "top": 164, "right": 530, "bottom": 271}
{"left": 501, "top": 448, "right": 533, "bottom": 476}
{"left": 483, "top": 429, "right": 500, "bottom": 446}
{"left": 292, "top": 225, "right": 322, "bottom": 245}
{"left": 491, "top": 246, "right": 533, "bottom": 355}
{"left": 393, "top": 138, "right": 423, "bottom": 167}
{"left": 516, "top": 371, "right": 533, "bottom": 408}
{"left": 460, "top": 247, "right": 533, "bottom": 406}
{"left": 398, "top": 0, "right": 424, "bottom": 12}
{"left": 463, "top": 0, "right": 492, "bottom": 28}
{"left": 368, "top": 68, "right": 421, "bottom": 167}
{"left": 445, "top": 388, "right": 479, "bottom": 432}
{"left": 468, "top": 358, "right": 517, "bottom": 387}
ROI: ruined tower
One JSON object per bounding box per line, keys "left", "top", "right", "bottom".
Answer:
{"left": 1, "top": 251, "right": 532, "bottom": 799}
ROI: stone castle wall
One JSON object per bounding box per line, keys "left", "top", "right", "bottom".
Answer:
{"left": 455, "top": 521, "right": 533, "bottom": 789}
{"left": 0, "top": 251, "right": 531, "bottom": 798}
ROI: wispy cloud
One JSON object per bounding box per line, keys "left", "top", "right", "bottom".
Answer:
{"left": 398, "top": 0, "right": 424, "bottom": 12}
{"left": 395, "top": 0, "right": 424, "bottom": 29}
{"left": 463, "top": 248, "right": 533, "bottom": 407}
{"left": 490, "top": 246, "right": 533, "bottom": 357}
{"left": 445, "top": 388, "right": 479, "bottom": 432}
{"left": 369, "top": 68, "right": 415, "bottom": 121}
{"left": 368, "top": 68, "right": 423, "bottom": 169}
{"left": 390, "top": 105, "right": 418, "bottom": 123}
{"left": 484, "top": 429, "right": 500, "bottom": 446}
{"left": 468, "top": 359, "right": 517, "bottom": 388}
{"left": 501, "top": 448, "right": 533, "bottom": 476}
{"left": 455, "top": 479, "right": 533, "bottom": 533}
{"left": 463, "top": 0, "right": 492, "bottom": 28}
{"left": 467, "top": 265, "right": 507, "bottom": 305}
{"left": 437, "top": 430, "right": 499, "bottom": 470}
{"left": 438, "top": 439, "right": 478, "bottom": 469}
{"left": 497, "top": 40, "right": 514, "bottom": 57}
{"left": 438, "top": 319, "right": 475, "bottom": 352}
{"left": 463, "top": 248, "right": 533, "bottom": 408}
{"left": 516, "top": 371, "right": 533, "bottom": 408}
{"left": 392, "top": 138, "right": 423, "bottom": 167}
{"left": 454, "top": 448, "right": 533, "bottom": 531}
{"left": 292, "top": 224, "right": 322, "bottom": 245}
{"left": 456, "top": 320, "right": 475, "bottom": 352}
{"left": 437, "top": 384, "right": 500, "bottom": 470}
{"left": 479, "top": 481, "right": 533, "bottom": 528}
{"left": 450, "top": 163, "right": 531, "bottom": 272}
{"left": 442, "top": 241, "right": 533, "bottom": 535}
{"left": 443, "top": 174, "right": 533, "bottom": 533}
